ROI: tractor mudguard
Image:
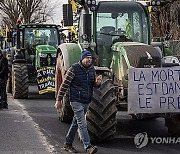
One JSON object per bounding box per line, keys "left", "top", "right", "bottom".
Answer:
{"left": 57, "top": 43, "right": 82, "bottom": 71}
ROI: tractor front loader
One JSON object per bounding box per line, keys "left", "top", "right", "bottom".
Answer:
{"left": 56, "top": 0, "right": 180, "bottom": 142}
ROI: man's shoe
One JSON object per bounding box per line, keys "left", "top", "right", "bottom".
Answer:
{"left": 63, "top": 144, "right": 78, "bottom": 153}
{"left": 86, "top": 146, "right": 98, "bottom": 154}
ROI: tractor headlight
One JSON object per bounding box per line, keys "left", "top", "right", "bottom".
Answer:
{"left": 87, "top": 0, "right": 96, "bottom": 5}
{"left": 39, "top": 53, "right": 47, "bottom": 58}
{"left": 87, "top": 0, "right": 91, "bottom": 5}
{"left": 51, "top": 54, "right": 56, "bottom": 58}
{"left": 151, "top": 0, "right": 161, "bottom": 6}
{"left": 86, "top": 0, "right": 97, "bottom": 11}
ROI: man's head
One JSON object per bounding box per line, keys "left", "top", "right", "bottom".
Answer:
{"left": 81, "top": 50, "right": 92, "bottom": 67}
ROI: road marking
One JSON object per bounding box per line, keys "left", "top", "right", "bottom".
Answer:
{"left": 12, "top": 99, "right": 56, "bottom": 154}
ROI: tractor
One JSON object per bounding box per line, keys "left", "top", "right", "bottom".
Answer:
{"left": 55, "top": 0, "right": 180, "bottom": 142}
{"left": 6, "top": 23, "right": 64, "bottom": 98}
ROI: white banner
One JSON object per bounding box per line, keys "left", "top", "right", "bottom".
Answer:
{"left": 128, "top": 67, "right": 180, "bottom": 114}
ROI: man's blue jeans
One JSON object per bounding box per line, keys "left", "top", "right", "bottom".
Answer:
{"left": 65, "top": 102, "right": 91, "bottom": 149}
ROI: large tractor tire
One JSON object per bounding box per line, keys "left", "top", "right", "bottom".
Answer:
{"left": 55, "top": 50, "right": 73, "bottom": 123}
{"left": 165, "top": 114, "right": 180, "bottom": 136}
{"left": 57, "top": 94, "right": 74, "bottom": 123}
{"left": 86, "top": 75, "right": 117, "bottom": 142}
{"left": 7, "top": 47, "right": 15, "bottom": 93}
{"left": 12, "top": 63, "right": 29, "bottom": 99}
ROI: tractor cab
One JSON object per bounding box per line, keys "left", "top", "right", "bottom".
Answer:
{"left": 94, "top": 1, "right": 151, "bottom": 67}
{"left": 19, "top": 24, "right": 61, "bottom": 71}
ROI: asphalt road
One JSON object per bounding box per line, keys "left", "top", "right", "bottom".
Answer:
{"left": 1, "top": 85, "right": 180, "bottom": 154}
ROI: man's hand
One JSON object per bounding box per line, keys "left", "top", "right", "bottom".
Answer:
{"left": 54, "top": 100, "right": 63, "bottom": 109}
{"left": 96, "top": 75, "right": 102, "bottom": 85}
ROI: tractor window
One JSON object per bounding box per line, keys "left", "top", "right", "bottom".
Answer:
{"left": 97, "top": 13, "right": 116, "bottom": 31}
{"left": 133, "top": 12, "right": 141, "bottom": 42}
{"left": 24, "top": 28, "right": 58, "bottom": 48}
{"left": 96, "top": 1, "right": 149, "bottom": 44}
{"left": 133, "top": 12, "right": 148, "bottom": 43}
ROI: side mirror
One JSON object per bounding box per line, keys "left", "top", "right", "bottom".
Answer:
{"left": 59, "top": 32, "right": 66, "bottom": 44}
{"left": 63, "top": 4, "right": 73, "bottom": 26}
{"left": 83, "top": 14, "right": 91, "bottom": 42}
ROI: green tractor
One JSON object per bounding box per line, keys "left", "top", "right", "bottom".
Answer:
{"left": 56, "top": 0, "right": 180, "bottom": 142}
{"left": 7, "top": 23, "right": 64, "bottom": 98}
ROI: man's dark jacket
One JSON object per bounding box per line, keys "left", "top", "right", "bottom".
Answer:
{"left": 70, "top": 62, "right": 95, "bottom": 104}
{"left": 0, "top": 54, "right": 8, "bottom": 81}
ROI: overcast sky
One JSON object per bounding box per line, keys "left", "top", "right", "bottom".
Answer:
{"left": 49, "top": 0, "right": 67, "bottom": 24}
{"left": 50, "top": 0, "right": 133, "bottom": 24}
{"left": 50, "top": 0, "right": 124, "bottom": 25}
{"left": 0, "top": 0, "right": 131, "bottom": 25}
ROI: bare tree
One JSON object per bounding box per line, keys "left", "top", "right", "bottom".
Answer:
{"left": 0, "top": 0, "right": 59, "bottom": 28}
{"left": 151, "top": 1, "right": 180, "bottom": 40}
{"left": 151, "top": 1, "right": 180, "bottom": 54}
{"left": 0, "top": 0, "right": 20, "bottom": 28}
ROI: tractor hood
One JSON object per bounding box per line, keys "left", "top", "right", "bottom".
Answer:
{"left": 110, "top": 42, "right": 162, "bottom": 88}
{"left": 35, "top": 44, "right": 57, "bottom": 70}
{"left": 111, "top": 42, "right": 162, "bottom": 68}
{"left": 36, "top": 45, "right": 57, "bottom": 54}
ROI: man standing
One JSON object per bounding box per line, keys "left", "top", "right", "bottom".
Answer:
{"left": 0, "top": 49, "right": 8, "bottom": 109}
{"left": 55, "top": 50, "right": 102, "bottom": 154}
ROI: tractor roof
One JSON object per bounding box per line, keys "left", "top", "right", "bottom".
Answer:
{"left": 19, "top": 24, "right": 61, "bottom": 29}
